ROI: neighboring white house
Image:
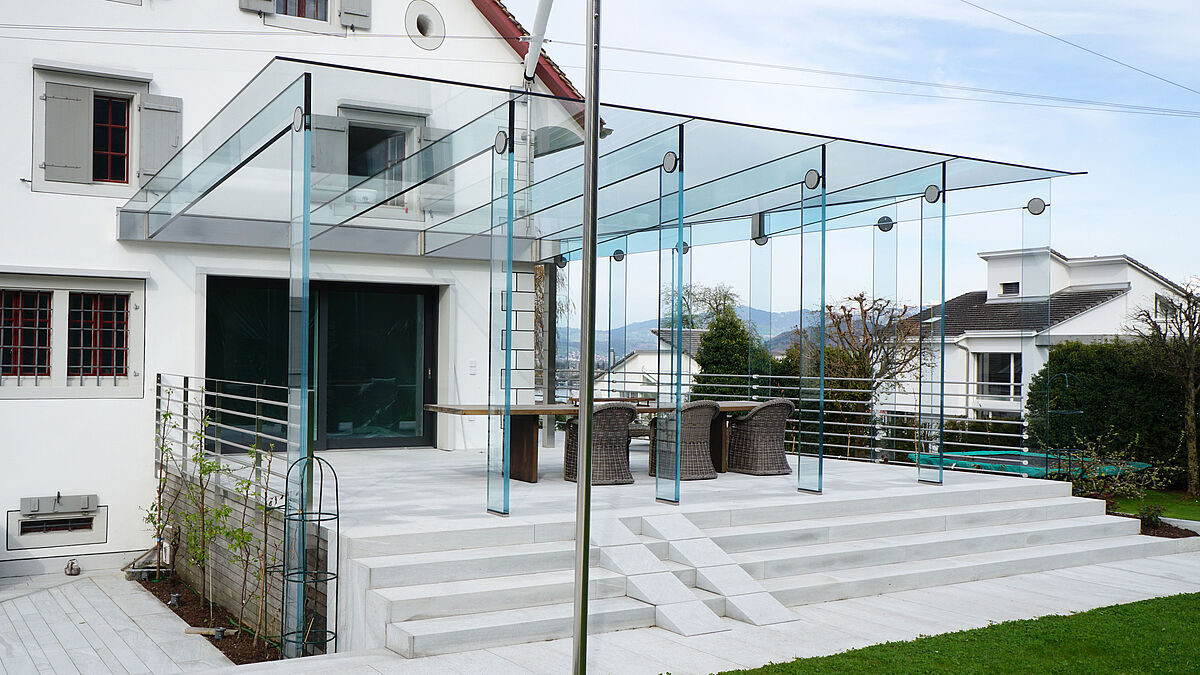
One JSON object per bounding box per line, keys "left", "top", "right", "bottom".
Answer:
{"left": 0, "top": 0, "right": 579, "bottom": 576}
{"left": 595, "top": 328, "right": 701, "bottom": 400}
{"left": 908, "top": 248, "right": 1182, "bottom": 420}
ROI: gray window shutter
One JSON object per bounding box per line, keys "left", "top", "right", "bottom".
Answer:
{"left": 311, "top": 114, "right": 349, "bottom": 204}
{"left": 420, "top": 126, "right": 454, "bottom": 214}
{"left": 139, "top": 94, "right": 183, "bottom": 186}
{"left": 239, "top": 0, "right": 275, "bottom": 14}
{"left": 44, "top": 83, "right": 92, "bottom": 184}
{"left": 340, "top": 0, "right": 371, "bottom": 30}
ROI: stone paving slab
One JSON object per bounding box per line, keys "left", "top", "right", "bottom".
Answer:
{"left": 208, "top": 550, "right": 1200, "bottom": 674}
{"left": 0, "top": 572, "right": 230, "bottom": 674}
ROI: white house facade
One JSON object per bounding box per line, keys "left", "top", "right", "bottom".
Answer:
{"left": 0, "top": 0, "right": 576, "bottom": 576}
{"left": 911, "top": 248, "right": 1181, "bottom": 421}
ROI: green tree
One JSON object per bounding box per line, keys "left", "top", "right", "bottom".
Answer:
{"left": 1131, "top": 281, "right": 1200, "bottom": 497}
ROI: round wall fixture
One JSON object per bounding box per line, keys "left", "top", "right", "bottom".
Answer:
{"left": 876, "top": 216, "right": 894, "bottom": 233}
{"left": 406, "top": 1, "right": 446, "bottom": 51}
{"left": 804, "top": 169, "right": 821, "bottom": 190}
{"left": 662, "top": 151, "right": 678, "bottom": 174}
{"left": 613, "top": 249, "right": 625, "bottom": 262}
{"left": 753, "top": 235, "right": 769, "bottom": 246}
{"left": 924, "top": 184, "right": 941, "bottom": 203}
{"left": 292, "top": 107, "right": 304, "bottom": 132}
{"left": 1026, "top": 197, "right": 1047, "bottom": 216}
{"left": 681, "top": 242, "right": 691, "bottom": 255}
{"left": 555, "top": 255, "right": 568, "bottom": 268}
{"left": 494, "top": 130, "right": 508, "bottom": 155}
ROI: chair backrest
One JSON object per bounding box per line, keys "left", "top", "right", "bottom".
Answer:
{"left": 744, "top": 398, "right": 796, "bottom": 422}
{"left": 590, "top": 402, "right": 639, "bottom": 436}
{"left": 680, "top": 399, "right": 720, "bottom": 424}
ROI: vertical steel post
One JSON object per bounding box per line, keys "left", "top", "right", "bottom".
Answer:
{"left": 572, "top": 0, "right": 601, "bottom": 670}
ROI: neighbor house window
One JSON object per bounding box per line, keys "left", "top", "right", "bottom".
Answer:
{"left": 1000, "top": 282, "right": 1019, "bottom": 296}
{"left": 92, "top": 95, "right": 129, "bottom": 183}
{"left": 1155, "top": 293, "right": 1177, "bottom": 319}
{"left": 276, "top": 0, "right": 327, "bottom": 19}
{"left": 68, "top": 292, "right": 130, "bottom": 378}
{"left": 0, "top": 290, "right": 53, "bottom": 377}
{"left": 976, "top": 352, "right": 1022, "bottom": 398}
{"left": 348, "top": 124, "right": 409, "bottom": 207}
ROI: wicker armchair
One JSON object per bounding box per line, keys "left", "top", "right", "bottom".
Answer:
{"left": 564, "top": 403, "right": 638, "bottom": 485}
{"left": 649, "top": 400, "right": 721, "bottom": 480}
{"left": 727, "top": 398, "right": 795, "bottom": 476}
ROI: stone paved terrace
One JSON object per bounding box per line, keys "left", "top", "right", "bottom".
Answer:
{"left": 0, "top": 571, "right": 231, "bottom": 673}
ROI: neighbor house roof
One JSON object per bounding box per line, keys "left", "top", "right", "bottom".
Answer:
{"left": 471, "top": 0, "right": 583, "bottom": 100}
{"left": 651, "top": 328, "right": 706, "bottom": 357}
{"left": 914, "top": 288, "right": 1127, "bottom": 337}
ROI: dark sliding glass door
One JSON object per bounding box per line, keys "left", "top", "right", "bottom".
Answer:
{"left": 206, "top": 277, "right": 437, "bottom": 450}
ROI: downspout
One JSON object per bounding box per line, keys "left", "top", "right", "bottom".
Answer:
{"left": 523, "top": 0, "right": 554, "bottom": 84}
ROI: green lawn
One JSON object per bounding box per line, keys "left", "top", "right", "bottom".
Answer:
{"left": 1112, "top": 490, "right": 1200, "bottom": 521}
{"left": 719, "top": 592, "right": 1200, "bottom": 675}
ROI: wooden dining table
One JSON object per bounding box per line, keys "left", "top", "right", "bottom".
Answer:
{"left": 425, "top": 400, "right": 761, "bottom": 483}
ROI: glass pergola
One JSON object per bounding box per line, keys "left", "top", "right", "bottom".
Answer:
{"left": 120, "top": 57, "right": 1078, "bottom": 657}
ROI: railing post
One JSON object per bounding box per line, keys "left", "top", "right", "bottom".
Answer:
{"left": 154, "top": 373, "right": 163, "bottom": 469}
{"left": 255, "top": 383, "right": 264, "bottom": 487}
{"left": 214, "top": 380, "right": 223, "bottom": 456}
{"left": 181, "top": 375, "right": 190, "bottom": 475}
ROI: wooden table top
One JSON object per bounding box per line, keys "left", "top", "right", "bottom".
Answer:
{"left": 425, "top": 400, "right": 763, "bottom": 416}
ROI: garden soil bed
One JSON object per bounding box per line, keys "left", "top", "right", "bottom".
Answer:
{"left": 138, "top": 575, "right": 280, "bottom": 665}
{"left": 1109, "top": 512, "right": 1199, "bottom": 539}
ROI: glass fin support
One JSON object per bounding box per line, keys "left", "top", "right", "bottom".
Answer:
{"left": 487, "top": 99, "right": 518, "bottom": 516}
{"left": 797, "top": 147, "right": 826, "bottom": 494}
{"left": 916, "top": 163, "right": 947, "bottom": 485}
{"left": 655, "top": 126, "right": 685, "bottom": 504}
{"left": 282, "top": 73, "right": 311, "bottom": 660}
{"left": 870, "top": 201, "right": 899, "bottom": 463}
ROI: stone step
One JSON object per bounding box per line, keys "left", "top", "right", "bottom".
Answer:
{"left": 763, "top": 534, "right": 1200, "bottom": 607}
{"left": 735, "top": 515, "right": 1138, "bottom": 579}
{"left": 373, "top": 568, "right": 627, "bottom": 623}
{"left": 385, "top": 597, "right": 656, "bottom": 658}
{"left": 708, "top": 496, "right": 1104, "bottom": 553}
{"left": 356, "top": 540, "right": 581, "bottom": 588}
{"left": 692, "top": 479, "right": 1072, "bottom": 529}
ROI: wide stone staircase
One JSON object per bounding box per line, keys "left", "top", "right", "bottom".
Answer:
{"left": 338, "top": 478, "right": 1200, "bottom": 658}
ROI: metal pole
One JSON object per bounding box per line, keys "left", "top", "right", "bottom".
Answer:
{"left": 572, "top": 0, "right": 601, "bottom": 670}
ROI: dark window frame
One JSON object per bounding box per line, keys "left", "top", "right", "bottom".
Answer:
{"left": 92, "top": 94, "right": 130, "bottom": 184}
{"left": 275, "top": 0, "right": 328, "bottom": 20}
{"left": 68, "top": 292, "right": 130, "bottom": 378}
{"left": 1000, "top": 282, "right": 1020, "bottom": 296}
{"left": 19, "top": 516, "right": 94, "bottom": 536}
{"left": 0, "top": 290, "right": 53, "bottom": 377}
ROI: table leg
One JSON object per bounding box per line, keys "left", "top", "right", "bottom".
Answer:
{"left": 710, "top": 414, "right": 728, "bottom": 473}
{"left": 509, "top": 416, "right": 541, "bottom": 483}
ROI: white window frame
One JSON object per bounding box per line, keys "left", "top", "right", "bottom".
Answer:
{"left": 32, "top": 66, "right": 149, "bottom": 199}
{"left": 0, "top": 274, "right": 145, "bottom": 399}
{"left": 340, "top": 105, "right": 426, "bottom": 223}
{"left": 974, "top": 352, "right": 1021, "bottom": 400}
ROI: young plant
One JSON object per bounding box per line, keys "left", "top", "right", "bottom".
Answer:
{"left": 181, "top": 407, "right": 232, "bottom": 621}
{"left": 1138, "top": 504, "right": 1166, "bottom": 529}
{"left": 143, "top": 386, "right": 185, "bottom": 580}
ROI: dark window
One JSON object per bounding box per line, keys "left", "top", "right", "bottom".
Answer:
{"left": 1000, "top": 282, "right": 1019, "bottom": 295}
{"left": 20, "top": 517, "right": 93, "bottom": 535}
{"left": 348, "top": 124, "right": 408, "bottom": 206}
{"left": 92, "top": 95, "right": 129, "bottom": 183}
{"left": 977, "top": 352, "right": 1022, "bottom": 398}
{"left": 1155, "top": 293, "right": 1177, "bottom": 319}
{"left": 68, "top": 293, "right": 129, "bottom": 377}
{"left": 1, "top": 290, "right": 52, "bottom": 377}
{"left": 276, "top": 0, "right": 327, "bottom": 20}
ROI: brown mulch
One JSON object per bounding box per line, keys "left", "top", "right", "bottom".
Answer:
{"left": 1108, "top": 512, "right": 1200, "bottom": 539}
{"left": 137, "top": 575, "right": 280, "bottom": 665}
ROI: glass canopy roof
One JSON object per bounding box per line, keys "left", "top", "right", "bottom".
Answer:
{"left": 118, "top": 57, "right": 1078, "bottom": 260}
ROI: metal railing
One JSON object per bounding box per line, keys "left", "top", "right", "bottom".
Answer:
{"left": 546, "top": 368, "right": 1038, "bottom": 478}
{"left": 154, "top": 373, "right": 290, "bottom": 500}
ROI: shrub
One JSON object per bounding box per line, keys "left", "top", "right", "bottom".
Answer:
{"left": 1138, "top": 504, "right": 1166, "bottom": 528}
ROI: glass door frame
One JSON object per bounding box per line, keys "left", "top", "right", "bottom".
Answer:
{"left": 313, "top": 280, "right": 439, "bottom": 450}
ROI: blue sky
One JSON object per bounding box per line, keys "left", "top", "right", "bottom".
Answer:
{"left": 508, "top": 0, "right": 1200, "bottom": 322}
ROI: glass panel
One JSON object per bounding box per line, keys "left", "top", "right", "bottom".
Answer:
{"left": 1021, "top": 181, "right": 1053, "bottom": 472}
{"left": 282, "top": 76, "right": 310, "bottom": 659}
{"left": 655, "top": 131, "right": 685, "bottom": 504}
{"left": 748, "top": 231, "right": 772, "bottom": 401}
{"left": 487, "top": 99, "right": 516, "bottom": 516}
{"left": 797, "top": 148, "right": 826, "bottom": 493}
{"left": 324, "top": 289, "right": 424, "bottom": 442}
{"left": 871, "top": 203, "right": 899, "bottom": 463}
{"left": 606, "top": 242, "right": 627, "bottom": 396}
{"left": 916, "top": 166, "right": 946, "bottom": 484}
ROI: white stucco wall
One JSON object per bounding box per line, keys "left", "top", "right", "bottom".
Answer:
{"left": 0, "top": 0, "right": 563, "bottom": 573}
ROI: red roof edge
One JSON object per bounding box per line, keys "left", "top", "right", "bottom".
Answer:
{"left": 471, "top": 0, "right": 583, "bottom": 101}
